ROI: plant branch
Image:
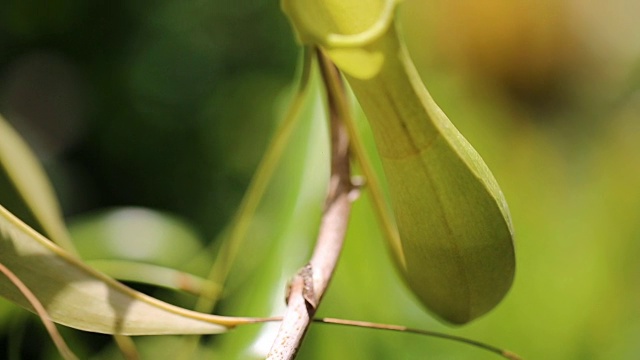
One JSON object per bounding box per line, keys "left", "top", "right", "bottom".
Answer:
{"left": 198, "top": 48, "right": 314, "bottom": 313}
{"left": 266, "top": 48, "right": 354, "bottom": 359}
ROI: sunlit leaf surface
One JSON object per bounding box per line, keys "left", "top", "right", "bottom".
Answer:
{"left": 0, "top": 114, "right": 76, "bottom": 253}
{"left": 0, "top": 205, "right": 238, "bottom": 335}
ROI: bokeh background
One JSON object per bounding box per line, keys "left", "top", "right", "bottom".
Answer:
{"left": 1, "top": 0, "right": 640, "bottom": 359}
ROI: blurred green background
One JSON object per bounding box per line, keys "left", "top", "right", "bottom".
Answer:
{"left": 1, "top": 0, "right": 640, "bottom": 359}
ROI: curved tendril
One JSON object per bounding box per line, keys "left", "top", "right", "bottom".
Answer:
{"left": 314, "top": 317, "right": 522, "bottom": 360}
{"left": 0, "top": 261, "right": 78, "bottom": 360}
{"left": 222, "top": 315, "right": 523, "bottom": 360}
{"left": 177, "top": 47, "right": 315, "bottom": 359}
{"left": 197, "top": 47, "right": 314, "bottom": 311}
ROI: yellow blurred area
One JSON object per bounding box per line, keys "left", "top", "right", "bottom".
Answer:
{"left": 390, "top": 1, "right": 640, "bottom": 358}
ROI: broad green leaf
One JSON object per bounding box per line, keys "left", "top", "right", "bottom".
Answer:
{"left": 68, "top": 207, "right": 218, "bottom": 294}
{"left": 0, "top": 204, "right": 247, "bottom": 335}
{"left": 282, "top": 0, "right": 515, "bottom": 324}
{"left": 0, "top": 114, "right": 77, "bottom": 253}
{"left": 69, "top": 207, "right": 208, "bottom": 268}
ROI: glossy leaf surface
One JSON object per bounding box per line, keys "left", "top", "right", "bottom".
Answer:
{"left": 0, "top": 204, "right": 240, "bottom": 335}
{"left": 282, "top": 0, "right": 515, "bottom": 324}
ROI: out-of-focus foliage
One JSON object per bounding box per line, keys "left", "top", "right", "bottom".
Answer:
{"left": 0, "top": 114, "right": 76, "bottom": 252}
{"left": 0, "top": 0, "right": 639, "bottom": 359}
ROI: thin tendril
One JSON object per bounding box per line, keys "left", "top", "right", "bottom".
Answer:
{"left": 196, "top": 46, "right": 314, "bottom": 312}
{"left": 314, "top": 317, "right": 523, "bottom": 360}
{"left": 217, "top": 315, "right": 522, "bottom": 360}
{"left": 0, "top": 262, "right": 79, "bottom": 360}
{"left": 178, "top": 47, "right": 315, "bottom": 358}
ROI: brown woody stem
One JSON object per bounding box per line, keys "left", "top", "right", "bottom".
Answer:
{"left": 266, "top": 48, "right": 354, "bottom": 359}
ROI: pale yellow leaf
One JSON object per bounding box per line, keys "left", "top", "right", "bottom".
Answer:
{"left": 0, "top": 204, "right": 248, "bottom": 335}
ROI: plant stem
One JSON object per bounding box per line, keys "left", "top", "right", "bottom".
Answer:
{"left": 266, "top": 48, "right": 354, "bottom": 359}
{"left": 178, "top": 48, "right": 314, "bottom": 359}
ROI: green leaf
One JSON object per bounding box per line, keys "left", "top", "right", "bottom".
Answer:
{"left": 283, "top": 0, "right": 515, "bottom": 324}
{"left": 68, "top": 207, "right": 208, "bottom": 267}
{"left": 0, "top": 204, "right": 248, "bottom": 335}
{"left": 67, "top": 207, "right": 221, "bottom": 295}
{"left": 0, "top": 114, "right": 77, "bottom": 253}
{"left": 84, "top": 260, "right": 221, "bottom": 297}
